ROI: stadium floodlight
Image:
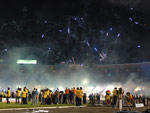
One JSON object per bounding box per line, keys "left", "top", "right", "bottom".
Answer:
{"left": 17, "top": 60, "right": 37, "bottom": 64}
{"left": 83, "top": 80, "right": 88, "bottom": 85}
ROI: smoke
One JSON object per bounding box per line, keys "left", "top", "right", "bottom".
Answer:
{"left": 0, "top": 47, "right": 150, "bottom": 96}
{"left": 92, "top": 72, "right": 150, "bottom": 96}
{"left": 0, "top": 46, "right": 93, "bottom": 91}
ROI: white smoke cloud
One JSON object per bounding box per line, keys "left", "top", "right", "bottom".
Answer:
{"left": 0, "top": 47, "right": 150, "bottom": 96}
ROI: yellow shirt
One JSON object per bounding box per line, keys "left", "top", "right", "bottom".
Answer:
{"left": 79, "top": 90, "right": 83, "bottom": 98}
{"left": 44, "top": 91, "right": 47, "bottom": 98}
{"left": 7, "top": 90, "right": 11, "bottom": 97}
{"left": 17, "top": 90, "right": 21, "bottom": 97}
{"left": 25, "top": 89, "right": 28, "bottom": 93}
{"left": 0, "top": 92, "right": 4, "bottom": 96}
{"left": 49, "top": 92, "right": 52, "bottom": 98}
{"left": 128, "top": 94, "right": 133, "bottom": 104}
{"left": 22, "top": 91, "right": 27, "bottom": 98}
{"left": 47, "top": 90, "right": 52, "bottom": 97}
{"left": 112, "top": 89, "right": 117, "bottom": 96}
{"left": 76, "top": 90, "right": 80, "bottom": 98}
{"left": 106, "top": 95, "right": 111, "bottom": 100}
{"left": 4, "top": 93, "right": 7, "bottom": 97}
{"left": 47, "top": 91, "right": 52, "bottom": 98}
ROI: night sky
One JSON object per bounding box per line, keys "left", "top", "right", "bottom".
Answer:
{"left": 0, "top": 0, "right": 150, "bottom": 64}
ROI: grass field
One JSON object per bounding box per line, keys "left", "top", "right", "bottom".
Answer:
{"left": 0, "top": 102, "right": 75, "bottom": 109}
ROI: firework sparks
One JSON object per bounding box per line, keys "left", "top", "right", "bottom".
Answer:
{"left": 129, "top": 17, "right": 133, "bottom": 21}
{"left": 117, "top": 33, "right": 120, "bottom": 37}
{"left": 94, "top": 48, "right": 98, "bottom": 52}
{"left": 59, "top": 29, "right": 62, "bottom": 32}
{"left": 67, "top": 27, "right": 70, "bottom": 34}
{"left": 137, "top": 45, "right": 141, "bottom": 48}
{"left": 135, "top": 22, "right": 139, "bottom": 25}
{"left": 41, "top": 34, "right": 45, "bottom": 38}
{"left": 106, "top": 32, "right": 109, "bottom": 37}
{"left": 44, "top": 21, "right": 47, "bottom": 24}
{"left": 130, "top": 8, "right": 134, "bottom": 11}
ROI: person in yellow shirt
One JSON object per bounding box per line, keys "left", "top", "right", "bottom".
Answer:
{"left": 126, "top": 92, "right": 133, "bottom": 110}
{"left": 16, "top": 88, "right": 21, "bottom": 104}
{"left": 112, "top": 87, "right": 118, "bottom": 108}
{"left": 76, "top": 87, "right": 80, "bottom": 106}
{"left": 46, "top": 89, "right": 51, "bottom": 104}
{"left": 79, "top": 87, "right": 83, "bottom": 105}
{"left": 47, "top": 90, "right": 52, "bottom": 104}
{"left": 41, "top": 89, "right": 47, "bottom": 105}
{"left": 25, "top": 87, "right": 29, "bottom": 104}
{"left": 0, "top": 90, "right": 4, "bottom": 98}
{"left": 7, "top": 87, "right": 11, "bottom": 104}
{"left": 126, "top": 92, "right": 133, "bottom": 105}
{"left": 22, "top": 88, "right": 27, "bottom": 104}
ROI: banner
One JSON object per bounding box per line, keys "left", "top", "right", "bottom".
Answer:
{"left": 135, "top": 103, "right": 144, "bottom": 108}
{"left": 2, "top": 98, "right": 21, "bottom": 103}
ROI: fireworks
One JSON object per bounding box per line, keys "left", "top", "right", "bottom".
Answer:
{"left": 67, "top": 27, "right": 70, "bottom": 34}
{"left": 109, "top": 28, "right": 113, "bottom": 31}
{"left": 106, "top": 32, "right": 109, "bottom": 37}
{"left": 129, "top": 7, "right": 150, "bottom": 29}
{"left": 59, "top": 29, "right": 62, "bottom": 32}
{"left": 117, "top": 33, "right": 120, "bottom": 37}
{"left": 94, "top": 48, "right": 98, "bottom": 52}
{"left": 130, "top": 8, "right": 134, "bottom": 11}
{"left": 129, "top": 17, "right": 133, "bottom": 21}
{"left": 99, "top": 52, "right": 107, "bottom": 61}
{"left": 137, "top": 45, "right": 141, "bottom": 48}
{"left": 44, "top": 21, "right": 47, "bottom": 24}
{"left": 41, "top": 34, "right": 45, "bottom": 38}
{"left": 86, "top": 41, "right": 91, "bottom": 48}
{"left": 0, "top": 1, "right": 149, "bottom": 65}
{"left": 135, "top": 22, "right": 139, "bottom": 25}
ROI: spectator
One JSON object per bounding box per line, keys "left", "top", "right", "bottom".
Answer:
{"left": 32, "top": 88, "right": 36, "bottom": 105}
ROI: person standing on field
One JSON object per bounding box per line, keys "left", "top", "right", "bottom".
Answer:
{"left": 7, "top": 87, "right": 11, "bottom": 104}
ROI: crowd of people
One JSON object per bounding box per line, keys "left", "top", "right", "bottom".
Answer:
{"left": 0, "top": 86, "right": 149, "bottom": 107}
{"left": 0, "top": 87, "right": 85, "bottom": 106}
{"left": 88, "top": 87, "right": 149, "bottom": 107}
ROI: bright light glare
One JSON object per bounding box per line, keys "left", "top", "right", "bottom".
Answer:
{"left": 83, "top": 80, "right": 88, "bottom": 85}
{"left": 59, "top": 87, "right": 64, "bottom": 91}
{"left": 134, "top": 86, "right": 142, "bottom": 92}
{"left": 105, "top": 86, "right": 114, "bottom": 92}
{"left": 50, "top": 88, "right": 54, "bottom": 91}
{"left": 17, "top": 60, "right": 37, "bottom": 64}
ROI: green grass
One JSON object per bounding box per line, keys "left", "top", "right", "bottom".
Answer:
{"left": 0, "top": 102, "right": 75, "bottom": 109}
